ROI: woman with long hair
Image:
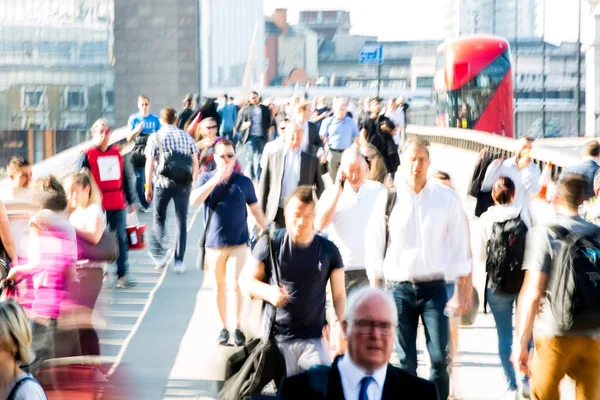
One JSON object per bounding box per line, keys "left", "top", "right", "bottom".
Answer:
{"left": 360, "top": 144, "right": 390, "bottom": 186}
{"left": 0, "top": 299, "right": 46, "bottom": 398}
{"left": 7, "top": 175, "right": 78, "bottom": 371}
{"left": 63, "top": 170, "right": 106, "bottom": 356}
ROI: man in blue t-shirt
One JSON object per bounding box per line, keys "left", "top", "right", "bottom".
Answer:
{"left": 127, "top": 94, "right": 161, "bottom": 210}
{"left": 243, "top": 185, "right": 347, "bottom": 377}
{"left": 191, "top": 138, "right": 267, "bottom": 347}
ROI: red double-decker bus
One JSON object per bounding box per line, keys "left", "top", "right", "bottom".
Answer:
{"left": 434, "top": 35, "right": 514, "bottom": 138}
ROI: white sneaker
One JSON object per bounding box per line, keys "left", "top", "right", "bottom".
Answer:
{"left": 520, "top": 380, "right": 531, "bottom": 399}
{"left": 153, "top": 249, "right": 173, "bottom": 270}
{"left": 501, "top": 389, "right": 519, "bottom": 400}
{"left": 174, "top": 261, "right": 186, "bottom": 274}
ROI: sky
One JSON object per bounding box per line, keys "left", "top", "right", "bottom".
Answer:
{"left": 264, "top": 0, "right": 586, "bottom": 44}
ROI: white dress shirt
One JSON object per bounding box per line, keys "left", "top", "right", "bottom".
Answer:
{"left": 365, "top": 180, "right": 472, "bottom": 282}
{"left": 481, "top": 157, "right": 541, "bottom": 228}
{"left": 318, "top": 180, "right": 386, "bottom": 270}
{"left": 279, "top": 148, "right": 301, "bottom": 207}
{"left": 301, "top": 120, "right": 310, "bottom": 153}
{"left": 338, "top": 354, "right": 387, "bottom": 400}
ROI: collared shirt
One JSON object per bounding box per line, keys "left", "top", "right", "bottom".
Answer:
{"left": 481, "top": 157, "right": 541, "bottom": 228}
{"left": 318, "top": 180, "right": 386, "bottom": 270}
{"left": 279, "top": 148, "right": 301, "bottom": 207}
{"left": 319, "top": 116, "right": 359, "bottom": 150}
{"left": 385, "top": 108, "right": 405, "bottom": 145}
{"left": 146, "top": 124, "right": 199, "bottom": 188}
{"left": 338, "top": 354, "right": 387, "bottom": 400}
{"left": 365, "top": 180, "right": 472, "bottom": 281}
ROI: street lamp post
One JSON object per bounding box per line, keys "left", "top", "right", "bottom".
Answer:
{"left": 542, "top": 0, "right": 546, "bottom": 138}
{"left": 576, "top": 0, "right": 582, "bottom": 136}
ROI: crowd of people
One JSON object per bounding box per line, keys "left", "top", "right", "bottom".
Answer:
{"left": 1, "top": 88, "right": 600, "bottom": 400}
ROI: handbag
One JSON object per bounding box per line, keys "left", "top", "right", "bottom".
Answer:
{"left": 0, "top": 240, "right": 10, "bottom": 280}
{"left": 76, "top": 231, "right": 119, "bottom": 263}
{"left": 196, "top": 175, "right": 237, "bottom": 270}
{"left": 219, "top": 229, "right": 287, "bottom": 400}
{"left": 156, "top": 131, "right": 193, "bottom": 185}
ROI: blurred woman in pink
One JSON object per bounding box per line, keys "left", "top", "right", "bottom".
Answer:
{"left": 7, "top": 176, "right": 78, "bottom": 370}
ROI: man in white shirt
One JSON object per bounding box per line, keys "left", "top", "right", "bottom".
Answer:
{"left": 278, "top": 287, "right": 438, "bottom": 399}
{"left": 295, "top": 102, "right": 323, "bottom": 157}
{"left": 481, "top": 136, "right": 541, "bottom": 227}
{"left": 365, "top": 137, "right": 472, "bottom": 400}
{"left": 315, "top": 146, "right": 386, "bottom": 293}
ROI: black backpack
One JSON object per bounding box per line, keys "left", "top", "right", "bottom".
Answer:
{"left": 130, "top": 135, "right": 149, "bottom": 167}
{"left": 485, "top": 215, "right": 528, "bottom": 296}
{"left": 546, "top": 226, "right": 600, "bottom": 330}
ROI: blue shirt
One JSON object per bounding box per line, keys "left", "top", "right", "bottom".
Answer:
{"left": 128, "top": 112, "right": 161, "bottom": 136}
{"left": 318, "top": 116, "right": 359, "bottom": 150}
{"left": 218, "top": 103, "right": 238, "bottom": 133}
{"left": 197, "top": 171, "right": 257, "bottom": 248}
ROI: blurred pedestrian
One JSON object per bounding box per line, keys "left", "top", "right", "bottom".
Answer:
{"left": 126, "top": 95, "right": 161, "bottom": 212}
{"left": 77, "top": 118, "right": 138, "bottom": 289}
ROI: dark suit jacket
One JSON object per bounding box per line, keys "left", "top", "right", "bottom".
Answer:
{"left": 258, "top": 143, "right": 325, "bottom": 222}
{"left": 560, "top": 158, "right": 600, "bottom": 200}
{"left": 305, "top": 121, "right": 324, "bottom": 156}
{"left": 278, "top": 357, "right": 439, "bottom": 400}
{"left": 236, "top": 104, "right": 272, "bottom": 143}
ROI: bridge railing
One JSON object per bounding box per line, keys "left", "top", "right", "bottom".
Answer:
{"left": 406, "top": 125, "right": 583, "bottom": 180}
{"left": 0, "top": 127, "right": 130, "bottom": 191}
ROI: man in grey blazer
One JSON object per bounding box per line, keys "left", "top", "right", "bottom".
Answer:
{"left": 258, "top": 120, "right": 325, "bottom": 229}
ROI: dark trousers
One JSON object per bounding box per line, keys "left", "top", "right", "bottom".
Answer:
{"left": 134, "top": 167, "right": 150, "bottom": 209}
{"left": 274, "top": 207, "right": 285, "bottom": 230}
{"left": 151, "top": 184, "right": 191, "bottom": 263}
{"left": 106, "top": 209, "right": 129, "bottom": 278}
{"left": 388, "top": 280, "right": 449, "bottom": 400}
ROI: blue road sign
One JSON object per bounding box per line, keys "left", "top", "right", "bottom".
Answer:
{"left": 359, "top": 43, "right": 383, "bottom": 65}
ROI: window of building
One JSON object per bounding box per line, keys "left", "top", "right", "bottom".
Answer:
{"left": 416, "top": 76, "right": 434, "bottom": 89}
{"left": 65, "top": 88, "right": 86, "bottom": 110}
{"left": 104, "top": 90, "right": 114, "bottom": 110}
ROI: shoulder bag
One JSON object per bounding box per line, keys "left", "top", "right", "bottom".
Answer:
{"left": 219, "top": 228, "right": 287, "bottom": 400}
{"left": 76, "top": 230, "right": 119, "bottom": 263}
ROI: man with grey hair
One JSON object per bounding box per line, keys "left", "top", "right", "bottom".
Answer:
{"left": 319, "top": 97, "right": 360, "bottom": 182}
{"left": 278, "top": 287, "right": 438, "bottom": 399}
{"left": 258, "top": 120, "right": 324, "bottom": 229}
{"left": 315, "top": 146, "right": 385, "bottom": 293}
{"left": 76, "top": 118, "right": 139, "bottom": 288}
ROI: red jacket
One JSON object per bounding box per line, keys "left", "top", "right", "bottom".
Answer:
{"left": 84, "top": 145, "right": 126, "bottom": 211}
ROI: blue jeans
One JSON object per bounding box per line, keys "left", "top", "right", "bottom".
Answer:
{"left": 150, "top": 184, "right": 191, "bottom": 263}
{"left": 389, "top": 280, "right": 449, "bottom": 400}
{"left": 106, "top": 209, "right": 129, "bottom": 279}
{"left": 134, "top": 167, "right": 150, "bottom": 209}
{"left": 486, "top": 288, "right": 530, "bottom": 391}
{"left": 245, "top": 136, "right": 267, "bottom": 180}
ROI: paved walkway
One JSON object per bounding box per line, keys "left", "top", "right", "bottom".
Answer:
{"left": 104, "top": 144, "right": 576, "bottom": 399}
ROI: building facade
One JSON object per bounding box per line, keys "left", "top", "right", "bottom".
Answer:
{"left": 454, "top": 0, "right": 538, "bottom": 38}
{"left": 113, "top": 0, "right": 199, "bottom": 126}
{"left": 298, "top": 10, "right": 351, "bottom": 41}
{"left": 200, "top": 0, "right": 264, "bottom": 91}
{"left": 0, "top": 0, "right": 114, "bottom": 165}
{"left": 265, "top": 9, "right": 319, "bottom": 87}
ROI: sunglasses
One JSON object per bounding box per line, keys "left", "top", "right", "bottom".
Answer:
{"left": 217, "top": 153, "right": 236, "bottom": 159}
{"left": 279, "top": 126, "right": 286, "bottom": 131}
{"left": 206, "top": 125, "right": 218, "bottom": 130}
